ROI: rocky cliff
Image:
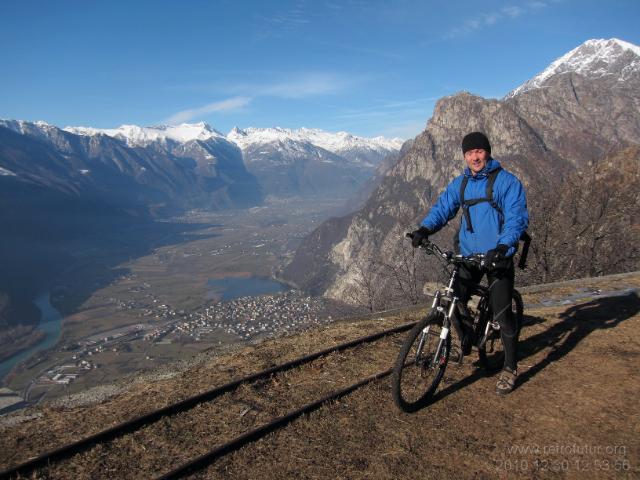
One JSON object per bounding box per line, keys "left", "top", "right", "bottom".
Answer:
{"left": 283, "top": 38, "right": 640, "bottom": 307}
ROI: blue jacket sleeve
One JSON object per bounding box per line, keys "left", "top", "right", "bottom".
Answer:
{"left": 497, "top": 174, "right": 529, "bottom": 253}
{"left": 420, "top": 176, "right": 462, "bottom": 232}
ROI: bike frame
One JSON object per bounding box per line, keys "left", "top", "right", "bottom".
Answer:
{"left": 393, "top": 236, "right": 524, "bottom": 411}
{"left": 413, "top": 243, "right": 497, "bottom": 366}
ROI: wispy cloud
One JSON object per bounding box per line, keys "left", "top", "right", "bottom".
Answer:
{"left": 528, "top": 1, "right": 549, "bottom": 8}
{"left": 502, "top": 6, "right": 525, "bottom": 17}
{"left": 331, "top": 97, "right": 438, "bottom": 138}
{"left": 255, "top": 73, "right": 354, "bottom": 98}
{"left": 164, "top": 72, "right": 356, "bottom": 124}
{"left": 254, "top": 0, "right": 311, "bottom": 39}
{"left": 445, "top": 2, "right": 548, "bottom": 38}
{"left": 335, "top": 97, "right": 439, "bottom": 119}
{"left": 314, "top": 41, "right": 404, "bottom": 61}
{"left": 381, "top": 120, "right": 427, "bottom": 139}
{"left": 164, "top": 96, "right": 251, "bottom": 124}
{"left": 171, "top": 72, "right": 357, "bottom": 99}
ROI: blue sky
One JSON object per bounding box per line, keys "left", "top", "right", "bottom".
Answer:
{"left": 1, "top": 0, "right": 639, "bottom": 138}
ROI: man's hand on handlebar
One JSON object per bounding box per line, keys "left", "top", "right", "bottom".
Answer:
{"left": 485, "top": 244, "right": 510, "bottom": 269}
{"left": 408, "top": 226, "right": 433, "bottom": 248}
{"left": 405, "top": 236, "right": 513, "bottom": 272}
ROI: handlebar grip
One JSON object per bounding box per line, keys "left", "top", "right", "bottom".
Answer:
{"left": 479, "top": 259, "right": 497, "bottom": 269}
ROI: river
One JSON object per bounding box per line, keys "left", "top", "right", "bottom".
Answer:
{"left": 0, "top": 292, "right": 62, "bottom": 384}
{"left": 0, "top": 278, "right": 288, "bottom": 385}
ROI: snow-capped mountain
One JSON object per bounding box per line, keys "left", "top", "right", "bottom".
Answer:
{"left": 65, "top": 121, "right": 226, "bottom": 147}
{"left": 2, "top": 117, "right": 405, "bottom": 203}
{"left": 0, "top": 119, "right": 262, "bottom": 211}
{"left": 59, "top": 122, "right": 404, "bottom": 198}
{"left": 230, "top": 133, "right": 358, "bottom": 197}
{"left": 508, "top": 38, "right": 640, "bottom": 97}
{"left": 63, "top": 123, "right": 404, "bottom": 163}
{"left": 226, "top": 126, "right": 403, "bottom": 197}
{"left": 504, "top": 37, "right": 640, "bottom": 168}
{"left": 228, "top": 126, "right": 403, "bottom": 166}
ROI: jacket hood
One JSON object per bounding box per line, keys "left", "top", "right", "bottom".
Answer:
{"left": 463, "top": 157, "right": 501, "bottom": 178}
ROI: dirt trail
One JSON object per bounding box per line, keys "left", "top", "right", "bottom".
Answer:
{"left": 1, "top": 273, "right": 639, "bottom": 479}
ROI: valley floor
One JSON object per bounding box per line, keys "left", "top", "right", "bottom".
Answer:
{"left": 1, "top": 197, "right": 349, "bottom": 401}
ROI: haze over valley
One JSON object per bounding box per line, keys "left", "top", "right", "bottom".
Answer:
{"left": 0, "top": 120, "right": 402, "bottom": 403}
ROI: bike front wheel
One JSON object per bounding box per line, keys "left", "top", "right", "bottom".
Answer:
{"left": 391, "top": 310, "right": 450, "bottom": 412}
{"left": 478, "top": 289, "right": 523, "bottom": 373}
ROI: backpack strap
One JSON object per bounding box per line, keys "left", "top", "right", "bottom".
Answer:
{"left": 485, "top": 167, "right": 502, "bottom": 214}
{"left": 458, "top": 167, "right": 531, "bottom": 270}
{"left": 460, "top": 167, "right": 502, "bottom": 233}
{"left": 459, "top": 174, "right": 470, "bottom": 230}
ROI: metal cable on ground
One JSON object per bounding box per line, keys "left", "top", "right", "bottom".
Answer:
{"left": 0, "top": 321, "right": 416, "bottom": 480}
{"left": 156, "top": 367, "right": 394, "bottom": 480}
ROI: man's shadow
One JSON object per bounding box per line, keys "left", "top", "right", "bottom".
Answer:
{"left": 516, "top": 291, "right": 640, "bottom": 386}
{"left": 429, "top": 291, "right": 640, "bottom": 405}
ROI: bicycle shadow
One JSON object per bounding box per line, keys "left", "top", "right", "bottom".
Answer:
{"left": 428, "top": 291, "right": 640, "bottom": 407}
{"left": 516, "top": 291, "right": 640, "bottom": 386}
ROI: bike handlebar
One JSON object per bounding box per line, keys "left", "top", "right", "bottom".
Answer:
{"left": 406, "top": 233, "right": 499, "bottom": 270}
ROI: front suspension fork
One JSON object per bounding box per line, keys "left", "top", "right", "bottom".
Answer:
{"left": 424, "top": 295, "right": 457, "bottom": 366}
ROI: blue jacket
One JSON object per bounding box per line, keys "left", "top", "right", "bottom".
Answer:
{"left": 420, "top": 158, "right": 529, "bottom": 257}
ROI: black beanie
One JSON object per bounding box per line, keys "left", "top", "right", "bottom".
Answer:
{"left": 461, "top": 132, "right": 491, "bottom": 155}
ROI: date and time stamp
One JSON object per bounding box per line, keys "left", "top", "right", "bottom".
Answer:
{"left": 497, "top": 457, "right": 632, "bottom": 473}
{"left": 496, "top": 443, "right": 634, "bottom": 473}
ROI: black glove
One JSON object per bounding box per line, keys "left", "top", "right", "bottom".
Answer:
{"left": 410, "top": 226, "right": 433, "bottom": 248}
{"left": 485, "top": 244, "right": 510, "bottom": 268}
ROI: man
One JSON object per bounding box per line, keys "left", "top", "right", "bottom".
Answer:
{"left": 411, "top": 131, "right": 529, "bottom": 395}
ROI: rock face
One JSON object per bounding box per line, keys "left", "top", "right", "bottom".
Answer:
{"left": 283, "top": 38, "right": 640, "bottom": 306}
{"left": 505, "top": 40, "right": 640, "bottom": 168}
{"left": 529, "top": 145, "right": 640, "bottom": 282}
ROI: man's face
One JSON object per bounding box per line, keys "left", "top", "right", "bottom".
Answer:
{"left": 464, "top": 148, "right": 489, "bottom": 175}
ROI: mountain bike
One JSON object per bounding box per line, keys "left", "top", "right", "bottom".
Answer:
{"left": 391, "top": 236, "right": 523, "bottom": 412}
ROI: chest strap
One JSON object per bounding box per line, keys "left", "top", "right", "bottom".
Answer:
{"left": 459, "top": 167, "right": 502, "bottom": 233}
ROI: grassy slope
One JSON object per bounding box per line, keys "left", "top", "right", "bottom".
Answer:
{"left": 1, "top": 273, "right": 638, "bottom": 479}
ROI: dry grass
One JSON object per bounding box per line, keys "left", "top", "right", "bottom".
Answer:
{"left": 1, "top": 274, "right": 639, "bottom": 479}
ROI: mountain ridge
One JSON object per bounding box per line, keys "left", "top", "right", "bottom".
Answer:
{"left": 61, "top": 122, "right": 404, "bottom": 158}
{"left": 4, "top": 119, "right": 405, "bottom": 200}
{"left": 507, "top": 37, "right": 640, "bottom": 97}
{"left": 282, "top": 38, "right": 640, "bottom": 306}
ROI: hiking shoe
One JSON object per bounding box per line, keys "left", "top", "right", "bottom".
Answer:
{"left": 496, "top": 367, "right": 517, "bottom": 395}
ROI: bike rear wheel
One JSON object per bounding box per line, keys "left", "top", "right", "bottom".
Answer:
{"left": 392, "top": 310, "right": 450, "bottom": 412}
{"left": 478, "top": 289, "right": 523, "bottom": 373}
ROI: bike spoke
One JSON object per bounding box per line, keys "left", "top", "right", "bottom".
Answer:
{"left": 392, "top": 313, "right": 450, "bottom": 411}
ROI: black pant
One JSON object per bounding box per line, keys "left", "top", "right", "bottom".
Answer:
{"left": 452, "top": 262, "right": 518, "bottom": 371}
